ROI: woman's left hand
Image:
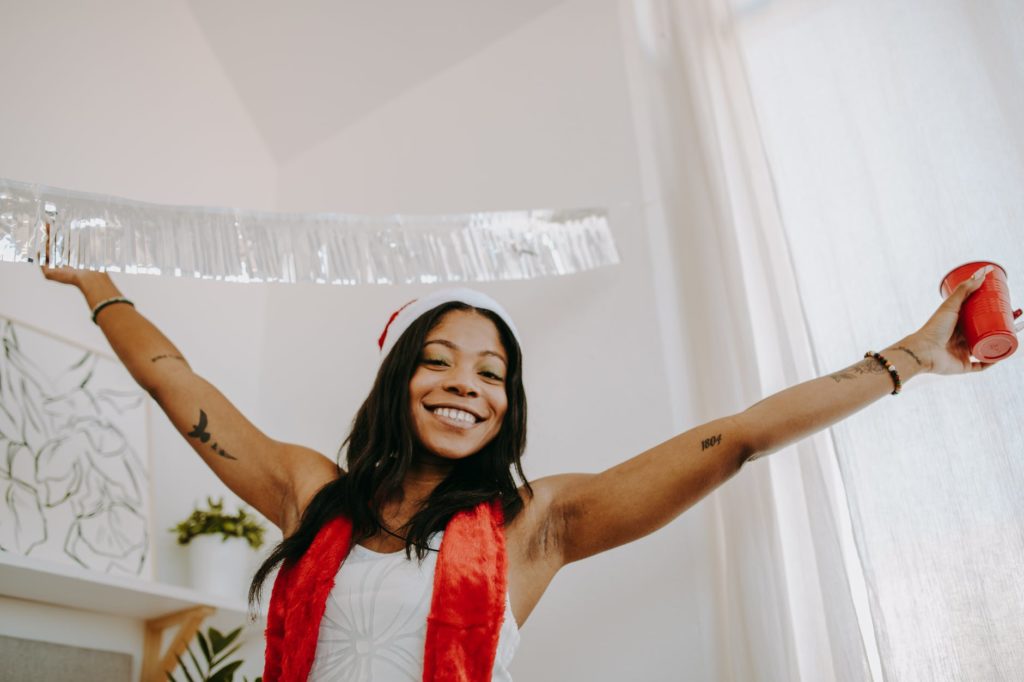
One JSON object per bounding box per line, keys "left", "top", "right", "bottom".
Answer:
{"left": 906, "top": 264, "right": 997, "bottom": 376}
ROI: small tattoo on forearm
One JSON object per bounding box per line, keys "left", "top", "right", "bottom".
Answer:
{"left": 187, "top": 409, "right": 211, "bottom": 442}
{"left": 894, "top": 345, "right": 923, "bottom": 367}
{"left": 701, "top": 434, "right": 722, "bottom": 450}
{"left": 209, "top": 441, "right": 235, "bottom": 459}
{"left": 829, "top": 358, "right": 887, "bottom": 383}
{"left": 151, "top": 354, "right": 186, "bottom": 364}
{"left": 186, "top": 409, "right": 237, "bottom": 460}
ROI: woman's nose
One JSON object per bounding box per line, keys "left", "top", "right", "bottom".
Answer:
{"left": 443, "top": 367, "right": 478, "bottom": 396}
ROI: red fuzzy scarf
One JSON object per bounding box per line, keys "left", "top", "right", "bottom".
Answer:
{"left": 263, "top": 500, "right": 507, "bottom": 681}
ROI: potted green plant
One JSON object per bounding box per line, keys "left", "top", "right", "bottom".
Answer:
{"left": 171, "top": 497, "right": 267, "bottom": 600}
{"left": 169, "top": 624, "right": 262, "bottom": 682}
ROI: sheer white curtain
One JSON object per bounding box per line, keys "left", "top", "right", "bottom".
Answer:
{"left": 734, "top": 0, "right": 1024, "bottom": 679}
{"left": 622, "top": 0, "right": 873, "bottom": 680}
{"left": 625, "top": 0, "right": 1023, "bottom": 679}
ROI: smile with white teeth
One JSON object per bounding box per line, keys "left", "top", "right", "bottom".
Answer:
{"left": 430, "top": 406, "right": 479, "bottom": 428}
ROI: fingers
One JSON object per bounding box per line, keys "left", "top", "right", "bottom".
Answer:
{"left": 40, "top": 262, "right": 79, "bottom": 286}
{"left": 970, "top": 360, "right": 994, "bottom": 372}
{"left": 962, "top": 265, "right": 993, "bottom": 294}
{"left": 34, "top": 221, "right": 52, "bottom": 268}
{"left": 42, "top": 221, "right": 51, "bottom": 267}
{"left": 945, "top": 265, "right": 993, "bottom": 308}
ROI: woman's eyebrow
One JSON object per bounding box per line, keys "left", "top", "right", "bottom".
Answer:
{"left": 424, "top": 339, "right": 507, "bottom": 364}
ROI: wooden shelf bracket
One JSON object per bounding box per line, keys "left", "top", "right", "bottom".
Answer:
{"left": 141, "top": 604, "right": 216, "bottom": 682}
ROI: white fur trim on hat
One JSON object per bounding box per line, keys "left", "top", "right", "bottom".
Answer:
{"left": 377, "top": 288, "right": 520, "bottom": 359}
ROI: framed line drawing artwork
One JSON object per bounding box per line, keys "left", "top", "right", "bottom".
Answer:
{"left": 0, "top": 316, "right": 152, "bottom": 578}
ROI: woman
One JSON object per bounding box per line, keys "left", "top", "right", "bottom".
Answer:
{"left": 42, "top": 264, "right": 998, "bottom": 681}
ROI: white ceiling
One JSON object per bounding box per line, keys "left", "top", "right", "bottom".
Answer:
{"left": 185, "top": 1, "right": 567, "bottom": 164}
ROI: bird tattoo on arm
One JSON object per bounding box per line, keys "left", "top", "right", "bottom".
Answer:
{"left": 187, "top": 409, "right": 237, "bottom": 460}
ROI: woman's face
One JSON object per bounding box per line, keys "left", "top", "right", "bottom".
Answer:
{"left": 409, "top": 309, "right": 509, "bottom": 460}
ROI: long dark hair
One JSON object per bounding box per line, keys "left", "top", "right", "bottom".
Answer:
{"left": 248, "top": 301, "right": 529, "bottom": 610}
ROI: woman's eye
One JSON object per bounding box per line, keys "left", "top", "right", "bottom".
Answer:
{"left": 480, "top": 370, "right": 505, "bottom": 382}
{"left": 422, "top": 357, "right": 449, "bottom": 367}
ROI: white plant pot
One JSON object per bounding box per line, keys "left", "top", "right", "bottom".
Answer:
{"left": 187, "top": 535, "right": 253, "bottom": 602}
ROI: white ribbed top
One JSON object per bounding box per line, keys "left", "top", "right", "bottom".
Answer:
{"left": 307, "top": 532, "right": 519, "bottom": 681}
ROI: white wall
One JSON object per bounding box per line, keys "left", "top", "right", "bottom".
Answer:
{"left": 0, "top": 1, "right": 276, "bottom": 679}
{"left": 1, "top": 1, "right": 723, "bottom": 680}
{"left": 0, "top": 0, "right": 276, "bottom": 209}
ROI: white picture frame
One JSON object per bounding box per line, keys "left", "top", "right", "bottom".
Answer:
{"left": 0, "top": 316, "right": 152, "bottom": 578}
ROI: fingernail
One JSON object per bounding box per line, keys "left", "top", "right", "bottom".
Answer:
{"left": 973, "top": 265, "right": 993, "bottom": 280}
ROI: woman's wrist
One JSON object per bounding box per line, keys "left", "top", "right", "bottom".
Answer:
{"left": 75, "top": 272, "right": 122, "bottom": 308}
{"left": 882, "top": 336, "right": 932, "bottom": 383}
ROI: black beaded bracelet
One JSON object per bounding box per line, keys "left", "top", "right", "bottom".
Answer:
{"left": 91, "top": 297, "right": 135, "bottom": 324}
{"left": 864, "top": 351, "right": 901, "bottom": 395}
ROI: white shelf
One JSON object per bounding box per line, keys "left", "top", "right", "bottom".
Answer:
{"left": 0, "top": 551, "right": 264, "bottom": 622}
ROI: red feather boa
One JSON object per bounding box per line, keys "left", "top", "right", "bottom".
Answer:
{"left": 263, "top": 500, "right": 507, "bottom": 681}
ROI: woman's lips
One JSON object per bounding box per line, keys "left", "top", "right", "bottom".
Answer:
{"left": 428, "top": 405, "right": 480, "bottom": 429}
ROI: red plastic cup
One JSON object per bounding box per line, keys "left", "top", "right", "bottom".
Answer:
{"left": 939, "top": 261, "right": 1023, "bottom": 362}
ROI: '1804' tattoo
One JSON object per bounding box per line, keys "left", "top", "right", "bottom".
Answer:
{"left": 187, "top": 409, "right": 237, "bottom": 460}
{"left": 701, "top": 434, "right": 722, "bottom": 451}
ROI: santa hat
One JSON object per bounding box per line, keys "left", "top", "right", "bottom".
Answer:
{"left": 378, "top": 288, "right": 520, "bottom": 359}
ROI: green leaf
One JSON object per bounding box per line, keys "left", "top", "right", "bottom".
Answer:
{"left": 175, "top": 654, "right": 198, "bottom": 682}
{"left": 220, "top": 627, "right": 243, "bottom": 651}
{"left": 196, "top": 629, "right": 212, "bottom": 665}
{"left": 208, "top": 660, "right": 244, "bottom": 682}
{"left": 209, "top": 638, "right": 243, "bottom": 667}
{"left": 209, "top": 627, "right": 226, "bottom": 654}
{"left": 209, "top": 642, "right": 243, "bottom": 670}
{"left": 185, "top": 643, "right": 205, "bottom": 678}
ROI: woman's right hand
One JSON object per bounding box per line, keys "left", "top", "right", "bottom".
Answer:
{"left": 41, "top": 264, "right": 88, "bottom": 287}
{"left": 38, "top": 221, "right": 92, "bottom": 288}
{"left": 41, "top": 259, "right": 118, "bottom": 298}
{"left": 37, "top": 218, "right": 103, "bottom": 288}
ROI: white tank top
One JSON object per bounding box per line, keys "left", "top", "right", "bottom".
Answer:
{"left": 307, "top": 531, "right": 520, "bottom": 681}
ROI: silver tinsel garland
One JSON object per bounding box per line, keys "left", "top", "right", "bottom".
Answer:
{"left": 0, "top": 178, "right": 618, "bottom": 285}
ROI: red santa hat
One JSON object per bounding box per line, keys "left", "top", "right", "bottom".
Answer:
{"left": 378, "top": 288, "right": 520, "bottom": 359}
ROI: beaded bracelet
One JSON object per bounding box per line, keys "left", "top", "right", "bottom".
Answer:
{"left": 864, "top": 351, "right": 901, "bottom": 395}
{"left": 91, "top": 297, "right": 135, "bottom": 324}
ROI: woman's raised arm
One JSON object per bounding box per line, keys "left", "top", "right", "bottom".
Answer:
{"left": 534, "top": 265, "right": 997, "bottom": 566}
{"left": 41, "top": 268, "right": 338, "bottom": 534}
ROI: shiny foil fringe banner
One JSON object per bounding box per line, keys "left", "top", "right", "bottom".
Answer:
{"left": 0, "top": 178, "right": 618, "bottom": 285}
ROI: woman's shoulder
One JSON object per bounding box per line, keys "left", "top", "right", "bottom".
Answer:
{"left": 280, "top": 459, "right": 344, "bottom": 537}
{"left": 513, "top": 474, "right": 590, "bottom": 513}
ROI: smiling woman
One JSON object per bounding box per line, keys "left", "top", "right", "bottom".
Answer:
{"left": 35, "top": 262, "right": 1006, "bottom": 681}
{"left": 7, "top": 1, "right": 1021, "bottom": 678}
